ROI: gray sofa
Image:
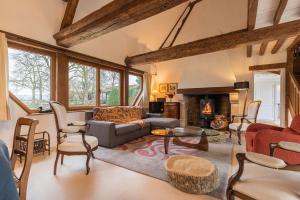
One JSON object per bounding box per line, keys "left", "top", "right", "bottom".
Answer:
{"left": 85, "top": 111, "right": 180, "bottom": 148}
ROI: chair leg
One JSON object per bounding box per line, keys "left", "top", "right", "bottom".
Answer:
{"left": 54, "top": 152, "right": 60, "bottom": 175}
{"left": 237, "top": 131, "right": 241, "bottom": 145}
{"left": 91, "top": 152, "right": 95, "bottom": 159}
{"left": 61, "top": 154, "right": 64, "bottom": 165}
{"left": 86, "top": 153, "right": 91, "bottom": 175}
{"left": 229, "top": 130, "right": 232, "bottom": 138}
{"left": 19, "top": 184, "right": 27, "bottom": 200}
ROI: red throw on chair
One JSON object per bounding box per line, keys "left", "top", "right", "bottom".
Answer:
{"left": 245, "top": 115, "right": 300, "bottom": 164}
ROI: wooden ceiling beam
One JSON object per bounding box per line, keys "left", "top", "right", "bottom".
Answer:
{"left": 249, "top": 63, "right": 286, "bottom": 71}
{"left": 126, "top": 20, "right": 300, "bottom": 65}
{"left": 54, "top": 0, "right": 189, "bottom": 47}
{"left": 60, "top": 0, "right": 79, "bottom": 30}
{"left": 246, "top": 0, "right": 258, "bottom": 58}
{"left": 259, "top": 41, "right": 268, "bottom": 56}
{"left": 288, "top": 35, "right": 300, "bottom": 50}
{"left": 271, "top": 38, "right": 286, "bottom": 54}
{"left": 268, "top": 0, "right": 288, "bottom": 55}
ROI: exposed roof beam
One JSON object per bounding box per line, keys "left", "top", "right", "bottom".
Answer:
{"left": 249, "top": 63, "right": 286, "bottom": 71}
{"left": 288, "top": 35, "right": 300, "bottom": 50}
{"left": 60, "top": 0, "right": 79, "bottom": 30}
{"left": 267, "top": 0, "right": 288, "bottom": 55}
{"left": 54, "top": 0, "right": 189, "bottom": 47}
{"left": 259, "top": 42, "right": 268, "bottom": 56}
{"left": 271, "top": 38, "right": 286, "bottom": 54}
{"left": 125, "top": 20, "right": 300, "bottom": 65}
{"left": 246, "top": 0, "right": 259, "bottom": 57}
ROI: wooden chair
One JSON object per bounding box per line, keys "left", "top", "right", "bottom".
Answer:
{"left": 11, "top": 117, "right": 39, "bottom": 200}
{"left": 49, "top": 101, "right": 98, "bottom": 175}
{"left": 229, "top": 100, "right": 261, "bottom": 145}
{"left": 227, "top": 142, "right": 300, "bottom": 200}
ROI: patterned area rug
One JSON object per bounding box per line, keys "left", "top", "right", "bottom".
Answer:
{"left": 94, "top": 134, "right": 234, "bottom": 200}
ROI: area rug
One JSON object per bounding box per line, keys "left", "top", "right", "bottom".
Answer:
{"left": 94, "top": 135, "right": 233, "bottom": 200}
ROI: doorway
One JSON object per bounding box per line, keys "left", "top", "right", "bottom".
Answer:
{"left": 253, "top": 71, "right": 281, "bottom": 125}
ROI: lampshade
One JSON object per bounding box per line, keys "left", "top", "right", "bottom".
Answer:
{"left": 234, "top": 81, "right": 249, "bottom": 90}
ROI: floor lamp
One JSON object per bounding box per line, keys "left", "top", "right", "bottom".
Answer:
{"left": 234, "top": 81, "right": 250, "bottom": 116}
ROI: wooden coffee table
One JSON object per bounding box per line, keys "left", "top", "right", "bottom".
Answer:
{"left": 151, "top": 128, "right": 220, "bottom": 154}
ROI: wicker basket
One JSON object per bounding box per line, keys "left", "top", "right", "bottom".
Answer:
{"left": 164, "top": 155, "right": 219, "bottom": 194}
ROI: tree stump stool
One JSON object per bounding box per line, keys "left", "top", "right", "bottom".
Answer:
{"left": 164, "top": 155, "right": 219, "bottom": 194}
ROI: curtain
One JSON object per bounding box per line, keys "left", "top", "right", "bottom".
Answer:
{"left": 142, "top": 72, "right": 151, "bottom": 107}
{"left": 0, "top": 33, "right": 11, "bottom": 120}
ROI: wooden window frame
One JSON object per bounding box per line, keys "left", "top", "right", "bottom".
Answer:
{"left": 7, "top": 42, "right": 56, "bottom": 114}
{"left": 67, "top": 58, "right": 124, "bottom": 110}
{"left": 128, "top": 72, "right": 144, "bottom": 106}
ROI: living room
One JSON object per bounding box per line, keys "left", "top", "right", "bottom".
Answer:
{"left": 1, "top": 0, "right": 300, "bottom": 200}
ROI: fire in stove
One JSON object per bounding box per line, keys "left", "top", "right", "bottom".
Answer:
{"left": 202, "top": 102, "right": 212, "bottom": 114}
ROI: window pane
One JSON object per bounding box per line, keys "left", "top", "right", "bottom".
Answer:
{"left": 69, "top": 62, "right": 96, "bottom": 106}
{"left": 128, "top": 74, "right": 142, "bottom": 105}
{"left": 8, "top": 48, "right": 51, "bottom": 109}
{"left": 100, "top": 70, "right": 120, "bottom": 106}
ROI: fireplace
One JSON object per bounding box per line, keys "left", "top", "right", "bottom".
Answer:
{"left": 186, "top": 94, "right": 231, "bottom": 128}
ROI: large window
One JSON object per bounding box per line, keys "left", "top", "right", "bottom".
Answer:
{"left": 69, "top": 62, "right": 96, "bottom": 107}
{"left": 100, "top": 69, "right": 121, "bottom": 106}
{"left": 8, "top": 47, "right": 53, "bottom": 110}
{"left": 128, "top": 74, "right": 143, "bottom": 105}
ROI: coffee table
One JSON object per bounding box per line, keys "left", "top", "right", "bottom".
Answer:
{"left": 151, "top": 128, "right": 220, "bottom": 154}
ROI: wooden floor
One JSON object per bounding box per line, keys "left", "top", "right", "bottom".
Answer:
{"left": 25, "top": 151, "right": 219, "bottom": 200}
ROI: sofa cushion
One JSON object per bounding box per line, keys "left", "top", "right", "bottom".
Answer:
{"left": 93, "top": 106, "right": 144, "bottom": 124}
{"left": 115, "top": 124, "right": 140, "bottom": 136}
{"left": 146, "top": 118, "right": 180, "bottom": 128}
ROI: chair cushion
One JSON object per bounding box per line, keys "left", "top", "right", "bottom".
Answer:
{"left": 58, "top": 135, "right": 98, "bottom": 152}
{"left": 245, "top": 152, "right": 287, "bottom": 169}
{"left": 233, "top": 163, "right": 300, "bottom": 200}
{"left": 279, "top": 141, "right": 300, "bottom": 153}
{"left": 115, "top": 124, "right": 140, "bottom": 136}
{"left": 72, "top": 121, "right": 86, "bottom": 126}
{"left": 145, "top": 118, "right": 180, "bottom": 128}
{"left": 229, "top": 123, "right": 249, "bottom": 132}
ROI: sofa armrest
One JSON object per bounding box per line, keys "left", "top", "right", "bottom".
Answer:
{"left": 146, "top": 113, "right": 163, "bottom": 118}
{"left": 86, "top": 120, "right": 116, "bottom": 147}
{"left": 246, "top": 123, "right": 284, "bottom": 132}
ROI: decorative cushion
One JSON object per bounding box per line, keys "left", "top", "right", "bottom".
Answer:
{"left": 229, "top": 123, "right": 250, "bottom": 132}
{"left": 245, "top": 152, "right": 287, "bottom": 169}
{"left": 58, "top": 135, "right": 98, "bottom": 152}
{"left": 279, "top": 141, "right": 300, "bottom": 153}
{"left": 233, "top": 163, "right": 300, "bottom": 200}
{"left": 93, "top": 106, "right": 144, "bottom": 124}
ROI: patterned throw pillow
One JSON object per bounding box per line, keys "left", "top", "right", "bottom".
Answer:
{"left": 93, "top": 106, "right": 144, "bottom": 124}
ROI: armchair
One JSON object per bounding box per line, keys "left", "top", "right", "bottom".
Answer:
{"left": 246, "top": 115, "right": 300, "bottom": 164}
{"left": 50, "top": 101, "right": 98, "bottom": 175}
{"left": 229, "top": 101, "right": 261, "bottom": 145}
{"left": 227, "top": 142, "right": 300, "bottom": 200}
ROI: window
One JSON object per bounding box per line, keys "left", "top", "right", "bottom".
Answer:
{"left": 100, "top": 69, "right": 121, "bottom": 106}
{"left": 69, "top": 62, "right": 96, "bottom": 107}
{"left": 128, "top": 74, "right": 142, "bottom": 105}
{"left": 8, "top": 47, "right": 53, "bottom": 110}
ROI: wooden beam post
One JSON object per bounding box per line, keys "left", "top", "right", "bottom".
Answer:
{"left": 269, "top": 0, "right": 288, "bottom": 55}
{"left": 249, "top": 63, "right": 286, "bottom": 71}
{"left": 54, "top": 0, "right": 189, "bottom": 47}
{"left": 246, "top": 0, "right": 258, "bottom": 57}
{"left": 126, "top": 20, "right": 300, "bottom": 65}
{"left": 60, "top": 0, "right": 79, "bottom": 30}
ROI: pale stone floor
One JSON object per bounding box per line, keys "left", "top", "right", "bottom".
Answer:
{"left": 23, "top": 134, "right": 245, "bottom": 200}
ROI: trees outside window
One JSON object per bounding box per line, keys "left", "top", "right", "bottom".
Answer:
{"left": 128, "top": 74, "right": 142, "bottom": 105}
{"left": 100, "top": 70, "right": 121, "bottom": 106}
{"left": 8, "top": 48, "right": 51, "bottom": 109}
{"left": 69, "top": 62, "right": 96, "bottom": 106}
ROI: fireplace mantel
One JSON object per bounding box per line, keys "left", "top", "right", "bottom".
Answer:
{"left": 177, "top": 86, "right": 234, "bottom": 95}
